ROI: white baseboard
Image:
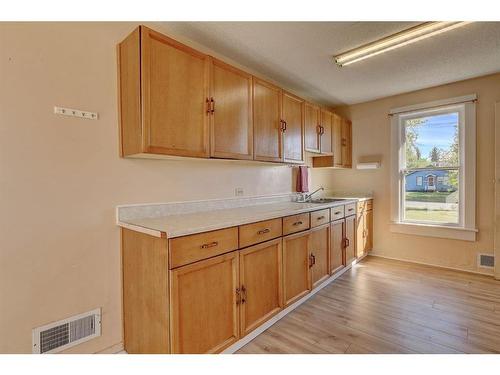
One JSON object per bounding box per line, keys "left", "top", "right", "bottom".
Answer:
{"left": 369, "top": 252, "right": 494, "bottom": 277}
{"left": 222, "top": 254, "right": 367, "bottom": 354}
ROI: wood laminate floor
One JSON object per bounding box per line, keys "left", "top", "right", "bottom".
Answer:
{"left": 237, "top": 256, "right": 500, "bottom": 354}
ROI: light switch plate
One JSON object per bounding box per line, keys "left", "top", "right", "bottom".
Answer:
{"left": 54, "top": 106, "right": 98, "bottom": 120}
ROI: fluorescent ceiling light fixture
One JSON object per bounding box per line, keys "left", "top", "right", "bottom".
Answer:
{"left": 334, "top": 21, "right": 471, "bottom": 67}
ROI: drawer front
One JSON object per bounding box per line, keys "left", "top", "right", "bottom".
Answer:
{"left": 366, "top": 199, "right": 373, "bottom": 211}
{"left": 330, "top": 205, "right": 345, "bottom": 221}
{"left": 239, "top": 218, "right": 282, "bottom": 248}
{"left": 169, "top": 227, "right": 239, "bottom": 268}
{"left": 345, "top": 203, "right": 357, "bottom": 217}
{"left": 283, "top": 213, "right": 310, "bottom": 235}
{"left": 311, "top": 209, "right": 330, "bottom": 228}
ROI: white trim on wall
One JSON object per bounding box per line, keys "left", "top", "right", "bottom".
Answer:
{"left": 390, "top": 95, "right": 477, "bottom": 241}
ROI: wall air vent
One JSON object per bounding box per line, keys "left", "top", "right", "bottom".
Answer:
{"left": 32, "top": 308, "right": 101, "bottom": 354}
{"left": 478, "top": 254, "right": 495, "bottom": 269}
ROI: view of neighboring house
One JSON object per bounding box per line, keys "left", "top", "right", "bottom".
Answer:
{"left": 405, "top": 169, "right": 455, "bottom": 192}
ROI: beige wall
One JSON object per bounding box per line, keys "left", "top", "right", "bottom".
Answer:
{"left": 312, "top": 73, "right": 500, "bottom": 276}
{"left": 0, "top": 23, "right": 299, "bottom": 354}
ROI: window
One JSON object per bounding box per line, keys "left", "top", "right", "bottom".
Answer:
{"left": 390, "top": 95, "right": 477, "bottom": 241}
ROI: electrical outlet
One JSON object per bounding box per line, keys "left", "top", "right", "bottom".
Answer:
{"left": 235, "top": 188, "right": 244, "bottom": 197}
{"left": 54, "top": 106, "right": 98, "bottom": 120}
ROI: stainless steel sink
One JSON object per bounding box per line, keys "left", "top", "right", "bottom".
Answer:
{"left": 306, "top": 198, "right": 348, "bottom": 204}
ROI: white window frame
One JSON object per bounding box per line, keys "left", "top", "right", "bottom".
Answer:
{"left": 416, "top": 176, "right": 423, "bottom": 186}
{"left": 390, "top": 94, "right": 477, "bottom": 241}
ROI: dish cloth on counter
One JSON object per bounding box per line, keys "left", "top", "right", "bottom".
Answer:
{"left": 296, "top": 166, "right": 309, "bottom": 193}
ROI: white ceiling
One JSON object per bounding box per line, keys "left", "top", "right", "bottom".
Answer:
{"left": 155, "top": 22, "right": 500, "bottom": 106}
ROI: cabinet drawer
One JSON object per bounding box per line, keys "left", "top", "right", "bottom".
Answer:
{"left": 345, "top": 203, "right": 356, "bottom": 217}
{"left": 283, "top": 213, "right": 310, "bottom": 235}
{"left": 330, "top": 205, "right": 345, "bottom": 221}
{"left": 311, "top": 209, "right": 330, "bottom": 227}
{"left": 239, "top": 218, "right": 282, "bottom": 248}
{"left": 169, "top": 227, "right": 239, "bottom": 268}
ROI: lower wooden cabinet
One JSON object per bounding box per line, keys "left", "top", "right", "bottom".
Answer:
{"left": 356, "top": 201, "right": 373, "bottom": 258}
{"left": 239, "top": 238, "right": 283, "bottom": 336}
{"left": 309, "top": 224, "right": 330, "bottom": 288}
{"left": 330, "top": 219, "right": 345, "bottom": 274}
{"left": 169, "top": 252, "right": 240, "bottom": 354}
{"left": 344, "top": 215, "right": 356, "bottom": 265}
{"left": 283, "top": 231, "right": 311, "bottom": 306}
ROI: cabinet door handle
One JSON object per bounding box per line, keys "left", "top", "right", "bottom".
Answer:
{"left": 317, "top": 216, "right": 325, "bottom": 220}
{"left": 210, "top": 97, "right": 215, "bottom": 114}
{"left": 317, "top": 124, "right": 322, "bottom": 135}
{"left": 241, "top": 285, "right": 247, "bottom": 304}
{"left": 235, "top": 287, "right": 241, "bottom": 305}
{"left": 206, "top": 98, "right": 211, "bottom": 114}
{"left": 309, "top": 254, "right": 314, "bottom": 268}
{"left": 342, "top": 138, "right": 347, "bottom": 146}
{"left": 345, "top": 238, "right": 350, "bottom": 247}
{"left": 347, "top": 208, "right": 354, "bottom": 212}
{"left": 283, "top": 120, "right": 287, "bottom": 132}
{"left": 257, "top": 228, "right": 270, "bottom": 235}
{"left": 312, "top": 254, "right": 316, "bottom": 265}
{"left": 200, "top": 241, "right": 218, "bottom": 249}
{"left": 320, "top": 126, "right": 325, "bottom": 135}
{"left": 293, "top": 221, "right": 303, "bottom": 226}
{"left": 334, "top": 211, "right": 341, "bottom": 215}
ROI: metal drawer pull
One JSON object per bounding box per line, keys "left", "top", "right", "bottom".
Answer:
{"left": 348, "top": 208, "right": 354, "bottom": 212}
{"left": 257, "top": 228, "right": 270, "bottom": 235}
{"left": 334, "top": 211, "right": 341, "bottom": 215}
{"left": 200, "top": 241, "right": 218, "bottom": 249}
{"left": 317, "top": 216, "right": 325, "bottom": 220}
{"left": 293, "top": 221, "right": 303, "bottom": 226}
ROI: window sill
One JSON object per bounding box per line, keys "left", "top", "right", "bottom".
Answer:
{"left": 390, "top": 222, "right": 478, "bottom": 241}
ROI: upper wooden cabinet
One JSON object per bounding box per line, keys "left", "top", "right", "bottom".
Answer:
{"left": 311, "top": 111, "right": 353, "bottom": 169}
{"left": 119, "top": 26, "right": 210, "bottom": 158}
{"left": 319, "top": 109, "right": 333, "bottom": 155}
{"left": 304, "top": 102, "right": 321, "bottom": 153}
{"left": 210, "top": 58, "right": 253, "bottom": 160}
{"left": 253, "top": 78, "right": 283, "bottom": 162}
{"left": 282, "top": 91, "right": 305, "bottom": 163}
{"left": 341, "top": 118, "right": 353, "bottom": 168}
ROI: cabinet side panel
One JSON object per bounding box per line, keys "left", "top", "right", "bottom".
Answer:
{"left": 122, "top": 228, "right": 169, "bottom": 353}
{"left": 118, "top": 27, "right": 142, "bottom": 156}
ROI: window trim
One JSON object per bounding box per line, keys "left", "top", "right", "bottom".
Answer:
{"left": 390, "top": 95, "right": 477, "bottom": 241}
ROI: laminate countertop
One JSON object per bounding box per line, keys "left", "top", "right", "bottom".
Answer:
{"left": 117, "top": 197, "right": 370, "bottom": 239}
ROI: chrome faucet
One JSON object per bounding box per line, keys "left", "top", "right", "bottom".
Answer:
{"left": 304, "top": 187, "right": 324, "bottom": 202}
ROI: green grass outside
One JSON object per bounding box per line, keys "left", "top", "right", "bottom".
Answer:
{"left": 405, "top": 191, "right": 454, "bottom": 203}
{"left": 405, "top": 208, "right": 458, "bottom": 223}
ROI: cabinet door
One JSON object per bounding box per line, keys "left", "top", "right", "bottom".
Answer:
{"left": 345, "top": 215, "right": 356, "bottom": 265}
{"left": 304, "top": 102, "right": 320, "bottom": 153}
{"left": 141, "top": 26, "right": 210, "bottom": 157}
{"left": 283, "top": 231, "right": 311, "bottom": 306}
{"left": 365, "top": 209, "right": 373, "bottom": 252}
{"left": 253, "top": 78, "right": 282, "bottom": 162}
{"left": 239, "top": 238, "right": 283, "bottom": 336}
{"left": 309, "top": 224, "right": 330, "bottom": 289}
{"left": 330, "top": 219, "right": 345, "bottom": 274}
{"left": 356, "top": 211, "right": 366, "bottom": 258}
{"left": 282, "top": 91, "right": 305, "bottom": 163}
{"left": 210, "top": 58, "right": 253, "bottom": 160}
{"left": 320, "top": 109, "right": 333, "bottom": 155}
{"left": 341, "top": 118, "right": 352, "bottom": 167}
{"left": 332, "top": 114, "right": 343, "bottom": 167}
{"left": 170, "top": 252, "right": 239, "bottom": 353}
